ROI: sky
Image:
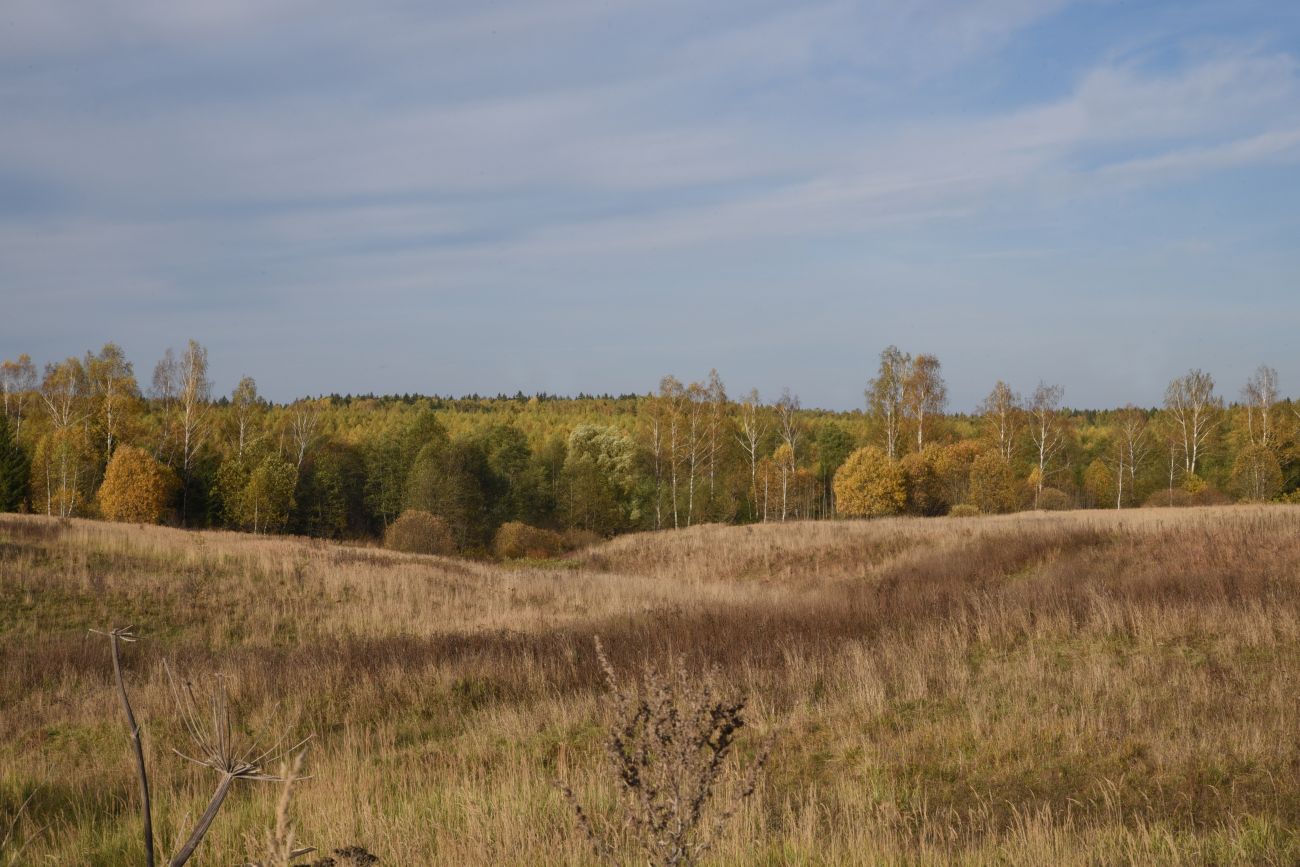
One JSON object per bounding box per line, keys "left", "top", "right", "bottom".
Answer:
{"left": 2, "top": 0, "right": 1299, "bottom": 411}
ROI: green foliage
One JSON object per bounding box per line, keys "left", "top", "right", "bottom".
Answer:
{"left": 561, "top": 425, "right": 639, "bottom": 535}
{"left": 0, "top": 415, "right": 29, "bottom": 512}
{"left": 214, "top": 450, "right": 297, "bottom": 533}
{"left": 294, "top": 442, "right": 367, "bottom": 538}
{"left": 405, "top": 438, "right": 491, "bottom": 550}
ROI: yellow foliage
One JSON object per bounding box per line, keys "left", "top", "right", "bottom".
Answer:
{"left": 833, "top": 447, "right": 905, "bottom": 518}
{"left": 385, "top": 509, "right": 457, "bottom": 555}
{"left": 494, "top": 521, "right": 565, "bottom": 559}
{"left": 98, "top": 445, "right": 177, "bottom": 524}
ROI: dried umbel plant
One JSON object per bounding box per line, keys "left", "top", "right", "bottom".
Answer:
{"left": 561, "top": 638, "right": 770, "bottom": 866}
{"left": 95, "top": 626, "right": 309, "bottom": 867}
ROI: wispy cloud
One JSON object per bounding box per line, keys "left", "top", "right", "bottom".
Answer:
{"left": 2, "top": 0, "right": 1298, "bottom": 406}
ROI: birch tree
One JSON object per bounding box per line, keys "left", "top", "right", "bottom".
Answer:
{"left": 1241, "top": 364, "right": 1279, "bottom": 448}
{"left": 1112, "top": 406, "right": 1152, "bottom": 508}
{"left": 734, "top": 389, "right": 766, "bottom": 522}
{"left": 1164, "top": 369, "right": 1221, "bottom": 476}
{"left": 1027, "top": 382, "right": 1067, "bottom": 509}
{"left": 867, "top": 346, "right": 909, "bottom": 459}
{"left": 150, "top": 348, "right": 179, "bottom": 464}
{"left": 288, "top": 398, "right": 322, "bottom": 469}
{"left": 683, "top": 381, "right": 708, "bottom": 526}
{"left": 658, "top": 376, "right": 686, "bottom": 528}
{"left": 978, "top": 381, "right": 1022, "bottom": 463}
{"left": 37, "top": 357, "right": 91, "bottom": 516}
{"left": 903, "top": 354, "right": 947, "bottom": 452}
{"left": 175, "top": 340, "right": 211, "bottom": 522}
{"left": 85, "top": 342, "right": 138, "bottom": 462}
{"left": 231, "top": 376, "right": 262, "bottom": 458}
{"left": 705, "top": 369, "right": 727, "bottom": 503}
{"left": 0, "top": 354, "right": 37, "bottom": 438}
{"left": 775, "top": 389, "right": 802, "bottom": 521}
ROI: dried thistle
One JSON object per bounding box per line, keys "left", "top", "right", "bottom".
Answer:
{"left": 562, "top": 637, "right": 770, "bottom": 866}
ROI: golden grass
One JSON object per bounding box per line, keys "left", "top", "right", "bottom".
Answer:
{"left": 2, "top": 506, "right": 1299, "bottom": 864}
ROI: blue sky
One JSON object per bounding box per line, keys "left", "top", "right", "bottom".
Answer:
{"left": 2, "top": 0, "right": 1298, "bottom": 410}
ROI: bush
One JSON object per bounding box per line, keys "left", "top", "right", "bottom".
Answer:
{"left": 98, "top": 445, "right": 178, "bottom": 524}
{"left": 969, "top": 452, "right": 1018, "bottom": 514}
{"left": 384, "top": 509, "right": 456, "bottom": 555}
{"left": 948, "top": 503, "right": 981, "bottom": 518}
{"left": 494, "top": 521, "right": 565, "bottom": 559}
{"left": 561, "top": 527, "right": 603, "bottom": 550}
{"left": 833, "top": 447, "right": 906, "bottom": 518}
{"left": 1036, "top": 487, "right": 1071, "bottom": 511}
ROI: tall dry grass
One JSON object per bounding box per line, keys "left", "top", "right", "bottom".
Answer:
{"left": 1, "top": 506, "right": 1299, "bottom": 864}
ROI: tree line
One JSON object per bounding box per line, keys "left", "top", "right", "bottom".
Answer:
{"left": 0, "top": 341, "right": 1297, "bottom": 553}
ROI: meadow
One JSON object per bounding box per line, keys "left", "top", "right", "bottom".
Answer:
{"left": 2, "top": 506, "right": 1299, "bottom": 865}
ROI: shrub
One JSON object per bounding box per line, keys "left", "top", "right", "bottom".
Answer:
{"left": 98, "top": 445, "right": 178, "bottom": 524}
{"left": 968, "top": 452, "right": 1018, "bottom": 514}
{"left": 561, "top": 527, "right": 604, "bottom": 550}
{"left": 1036, "top": 487, "right": 1071, "bottom": 511}
{"left": 384, "top": 509, "right": 456, "bottom": 555}
{"left": 833, "top": 446, "right": 905, "bottom": 518}
{"left": 900, "top": 449, "right": 946, "bottom": 516}
{"left": 948, "top": 503, "right": 981, "bottom": 518}
{"left": 494, "top": 521, "right": 565, "bottom": 559}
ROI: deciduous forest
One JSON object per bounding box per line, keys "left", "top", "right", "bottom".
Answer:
{"left": 2, "top": 341, "right": 1297, "bottom": 553}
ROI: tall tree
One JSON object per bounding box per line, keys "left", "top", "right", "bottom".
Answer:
{"left": 0, "top": 415, "right": 29, "bottom": 512}
{"left": 978, "top": 380, "right": 1022, "bottom": 463}
{"left": 1241, "top": 364, "right": 1279, "bottom": 448}
{"left": 705, "top": 369, "right": 728, "bottom": 504}
{"left": 734, "top": 389, "right": 766, "bottom": 522}
{"left": 1113, "top": 406, "right": 1152, "bottom": 508}
{"left": 658, "top": 375, "right": 687, "bottom": 528}
{"left": 230, "top": 376, "right": 262, "bottom": 458}
{"left": 175, "top": 340, "right": 211, "bottom": 522}
{"left": 0, "top": 354, "right": 37, "bottom": 438}
{"left": 85, "top": 342, "right": 138, "bottom": 462}
{"left": 1164, "top": 369, "right": 1221, "bottom": 476}
{"left": 36, "top": 358, "right": 92, "bottom": 517}
{"left": 903, "top": 354, "right": 947, "bottom": 452}
{"left": 288, "top": 398, "right": 322, "bottom": 469}
{"left": 775, "top": 389, "right": 802, "bottom": 521}
{"left": 1027, "top": 382, "right": 1067, "bottom": 509}
{"left": 867, "top": 346, "right": 910, "bottom": 459}
{"left": 150, "top": 347, "right": 180, "bottom": 464}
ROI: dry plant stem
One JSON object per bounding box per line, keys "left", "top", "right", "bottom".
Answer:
{"left": 106, "top": 627, "right": 156, "bottom": 867}
{"left": 169, "top": 773, "right": 235, "bottom": 867}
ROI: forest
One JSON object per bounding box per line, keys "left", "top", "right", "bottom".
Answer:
{"left": 1, "top": 340, "right": 1297, "bottom": 554}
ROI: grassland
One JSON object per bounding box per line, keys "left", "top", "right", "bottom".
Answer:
{"left": 2, "top": 506, "right": 1299, "bottom": 865}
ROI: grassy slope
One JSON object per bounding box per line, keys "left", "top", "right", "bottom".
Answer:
{"left": 1, "top": 507, "right": 1299, "bottom": 865}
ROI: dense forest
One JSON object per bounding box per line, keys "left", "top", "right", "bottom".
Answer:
{"left": 1, "top": 341, "right": 1297, "bottom": 554}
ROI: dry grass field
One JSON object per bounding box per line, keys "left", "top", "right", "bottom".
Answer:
{"left": 2, "top": 507, "right": 1299, "bottom": 865}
